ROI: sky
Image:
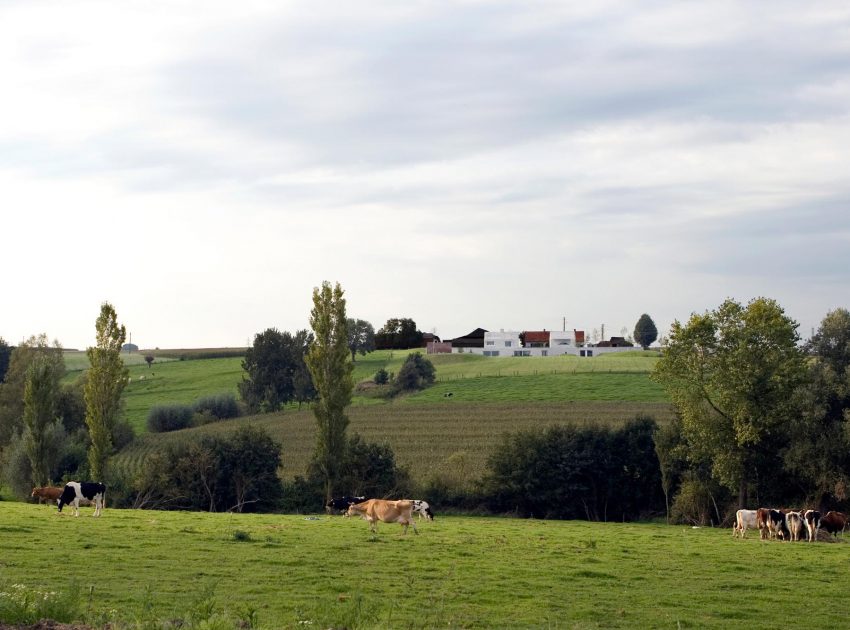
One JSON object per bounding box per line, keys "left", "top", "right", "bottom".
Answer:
{"left": 3, "top": 1, "right": 850, "bottom": 349}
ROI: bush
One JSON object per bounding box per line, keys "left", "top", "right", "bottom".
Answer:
{"left": 481, "top": 417, "right": 663, "bottom": 521}
{"left": 374, "top": 368, "right": 389, "bottom": 385}
{"left": 147, "top": 404, "right": 194, "bottom": 433}
{"left": 393, "top": 353, "right": 435, "bottom": 393}
{"left": 194, "top": 393, "right": 240, "bottom": 422}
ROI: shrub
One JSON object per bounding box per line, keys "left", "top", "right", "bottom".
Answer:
{"left": 393, "top": 353, "right": 435, "bottom": 393}
{"left": 147, "top": 404, "right": 194, "bottom": 433}
{"left": 374, "top": 368, "right": 389, "bottom": 385}
{"left": 194, "top": 393, "right": 240, "bottom": 422}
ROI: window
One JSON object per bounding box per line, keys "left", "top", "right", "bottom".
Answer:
{"left": 513, "top": 350, "right": 530, "bottom": 357}
{"left": 505, "top": 341, "right": 512, "bottom": 347}
{"left": 483, "top": 350, "right": 500, "bottom": 357}
{"left": 542, "top": 350, "right": 548, "bottom": 357}
{"left": 485, "top": 340, "right": 495, "bottom": 346}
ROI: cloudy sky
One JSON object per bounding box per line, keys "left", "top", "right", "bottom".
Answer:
{"left": 3, "top": 1, "right": 849, "bottom": 349}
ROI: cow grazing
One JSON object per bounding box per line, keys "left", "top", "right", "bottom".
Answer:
{"left": 326, "top": 496, "right": 367, "bottom": 515}
{"left": 756, "top": 508, "right": 772, "bottom": 539}
{"left": 804, "top": 510, "right": 821, "bottom": 543}
{"left": 785, "top": 511, "right": 806, "bottom": 542}
{"left": 347, "top": 499, "right": 418, "bottom": 535}
{"left": 766, "top": 509, "right": 788, "bottom": 541}
{"left": 819, "top": 511, "right": 848, "bottom": 538}
{"left": 412, "top": 500, "right": 434, "bottom": 521}
{"left": 31, "top": 486, "right": 64, "bottom": 504}
{"left": 57, "top": 481, "right": 106, "bottom": 517}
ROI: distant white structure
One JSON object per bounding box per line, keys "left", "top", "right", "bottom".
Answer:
{"left": 453, "top": 328, "right": 634, "bottom": 357}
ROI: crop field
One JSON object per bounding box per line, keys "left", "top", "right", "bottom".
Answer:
{"left": 113, "top": 401, "right": 675, "bottom": 484}
{"left": 1, "top": 502, "right": 847, "bottom": 629}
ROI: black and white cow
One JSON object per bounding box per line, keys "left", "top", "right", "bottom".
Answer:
{"left": 57, "top": 481, "right": 106, "bottom": 517}
{"left": 412, "top": 500, "right": 434, "bottom": 521}
{"left": 326, "top": 496, "right": 367, "bottom": 515}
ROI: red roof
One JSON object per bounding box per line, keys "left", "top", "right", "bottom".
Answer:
{"left": 522, "top": 331, "right": 550, "bottom": 344}
{"left": 574, "top": 330, "right": 585, "bottom": 343}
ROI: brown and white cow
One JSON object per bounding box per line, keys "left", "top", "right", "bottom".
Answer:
{"left": 31, "top": 486, "right": 64, "bottom": 504}
{"left": 347, "top": 499, "right": 418, "bottom": 535}
{"left": 785, "top": 511, "right": 806, "bottom": 542}
{"left": 804, "top": 510, "right": 821, "bottom": 543}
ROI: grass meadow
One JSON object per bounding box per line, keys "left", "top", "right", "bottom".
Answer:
{"left": 1, "top": 502, "right": 847, "bottom": 629}
{"left": 113, "top": 401, "right": 675, "bottom": 484}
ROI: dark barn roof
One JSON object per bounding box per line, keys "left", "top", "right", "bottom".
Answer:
{"left": 450, "top": 327, "right": 488, "bottom": 348}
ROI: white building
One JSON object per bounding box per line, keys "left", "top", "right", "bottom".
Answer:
{"left": 455, "top": 328, "right": 634, "bottom": 357}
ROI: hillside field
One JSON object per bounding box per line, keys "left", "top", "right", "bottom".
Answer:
{"left": 111, "top": 350, "right": 666, "bottom": 433}
{"left": 1, "top": 502, "right": 846, "bottom": 629}
{"left": 113, "top": 401, "right": 676, "bottom": 484}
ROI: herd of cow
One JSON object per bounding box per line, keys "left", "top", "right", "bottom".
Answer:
{"left": 325, "top": 495, "right": 434, "bottom": 534}
{"left": 734, "top": 507, "right": 848, "bottom": 542}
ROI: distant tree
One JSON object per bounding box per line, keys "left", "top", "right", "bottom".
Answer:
{"left": 374, "top": 368, "right": 389, "bottom": 385}
{"left": 633, "top": 314, "right": 659, "bottom": 350}
{"left": 85, "top": 302, "right": 129, "bottom": 481}
{"left": 346, "top": 318, "right": 376, "bottom": 362}
{"left": 144, "top": 355, "right": 154, "bottom": 369}
{"left": 0, "top": 337, "right": 12, "bottom": 383}
{"left": 239, "top": 328, "right": 313, "bottom": 413}
{"left": 306, "top": 281, "right": 353, "bottom": 503}
{"left": 22, "top": 354, "right": 65, "bottom": 486}
{"left": 293, "top": 361, "right": 317, "bottom": 409}
{"left": 651, "top": 297, "right": 806, "bottom": 507}
{"left": 784, "top": 308, "right": 850, "bottom": 506}
{"left": 394, "top": 353, "right": 436, "bottom": 393}
{"left": 0, "top": 334, "right": 64, "bottom": 452}
{"left": 374, "top": 318, "right": 423, "bottom": 350}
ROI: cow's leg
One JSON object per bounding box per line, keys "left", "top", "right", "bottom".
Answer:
{"left": 412, "top": 520, "right": 418, "bottom": 535}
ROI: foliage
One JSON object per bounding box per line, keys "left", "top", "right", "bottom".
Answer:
{"left": 22, "top": 351, "right": 65, "bottom": 486}
{"left": 194, "top": 392, "right": 240, "bottom": 421}
{"left": 393, "top": 352, "right": 435, "bottom": 393}
{"left": 0, "top": 336, "right": 11, "bottom": 383}
{"left": 148, "top": 403, "right": 195, "bottom": 433}
{"left": 651, "top": 297, "right": 806, "bottom": 505}
{"left": 374, "top": 367, "right": 389, "bottom": 384}
{"left": 374, "top": 317, "right": 423, "bottom": 350}
{"left": 653, "top": 414, "right": 688, "bottom": 523}
{"left": 312, "top": 433, "right": 411, "bottom": 498}
{"left": 670, "top": 473, "right": 727, "bottom": 526}
{"left": 633, "top": 313, "right": 658, "bottom": 350}
{"left": 58, "top": 375, "right": 87, "bottom": 434}
{"left": 306, "top": 281, "right": 353, "bottom": 502}
{"left": 784, "top": 307, "right": 850, "bottom": 506}
{"left": 85, "top": 302, "right": 129, "bottom": 480}
{"left": 0, "top": 580, "right": 83, "bottom": 625}
{"left": 239, "top": 328, "right": 313, "bottom": 413}
{"left": 482, "top": 417, "right": 663, "bottom": 520}
{"left": 2, "top": 431, "right": 35, "bottom": 499}
{"left": 131, "top": 426, "right": 283, "bottom": 512}
{"left": 346, "top": 318, "right": 376, "bottom": 361}
{"left": 0, "top": 334, "right": 64, "bottom": 453}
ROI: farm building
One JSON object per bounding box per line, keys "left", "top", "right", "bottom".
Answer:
{"left": 450, "top": 328, "right": 634, "bottom": 357}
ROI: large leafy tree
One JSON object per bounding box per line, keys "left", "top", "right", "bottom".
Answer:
{"left": 651, "top": 297, "right": 805, "bottom": 506}
{"left": 306, "top": 281, "right": 353, "bottom": 503}
{"left": 374, "top": 317, "right": 423, "bottom": 350}
{"left": 784, "top": 308, "right": 850, "bottom": 506}
{"left": 633, "top": 313, "right": 658, "bottom": 350}
{"left": 23, "top": 355, "right": 65, "bottom": 486}
{"left": 239, "top": 328, "right": 313, "bottom": 413}
{"left": 346, "top": 318, "right": 375, "bottom": 362}
{"left": 85, "top": 302, "right": 129, "bottom": 481}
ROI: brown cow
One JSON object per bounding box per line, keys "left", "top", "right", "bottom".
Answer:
{"left": 347, "top": 499, "right": 418, "bottom": 535}
{"left": 756, "top": 508, "right": 771, "bottom": 539}
{"left": 31, "top": 486, "right": 63, "bottom": 504}
{"left": 819, "top": 511, "right": 848, "bottom": 538}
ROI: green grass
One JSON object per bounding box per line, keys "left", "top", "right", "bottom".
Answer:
{"left": 114, "top": 401, "right": 675, "bottom": 484}
{"left": 0, "top": 502, "right": 846, "bottom": 628}
{"left": 63, "top": 351, "right": 177, "bottom": 372}
{"left": 121, "top": 358, "right": 244, "bottom": 433}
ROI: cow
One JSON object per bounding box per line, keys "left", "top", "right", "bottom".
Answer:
{"left": 31, "top": 486, "right": 64, "bottom": 504}
{"left": 785, "top": 511, "right": 805, "bottom": 542}
{"left": 819, "top": 511, "right": 848, "bottom": 538}
{"left": 347, "top": 499, "right": 418, "bottom": 535}
{"left": 733, "top": 509, "right": 757, "bottom": 538}
{"left": 57, "top": 481, "right": 106, "bottom": 517}
{"left": 412, "top": 499, "right": 434, "bottom": 521}
{"left": 766, "top": 509, "right": 788, "bottom": 541}
{"left": 756, "top": 508, "right": 774, "bottom": 539}
{"left": 326, "top": 496, "right": 367, "bottom": 515}
{"left": 804, "top": 510, "right": 821, "bottom": 543}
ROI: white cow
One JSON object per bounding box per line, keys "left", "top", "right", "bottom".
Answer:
{"left": 733, "top": 509, "right": 758, "bottom": 539}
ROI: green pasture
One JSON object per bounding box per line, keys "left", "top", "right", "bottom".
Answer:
{"left": 63, "top": 351, "right": 177, "bottom": 372}
{"left": 1, "top": 502, "right": 847, "bottom": 629}
{"left": 114, "top": 401, "right": 675, "bottom": 484}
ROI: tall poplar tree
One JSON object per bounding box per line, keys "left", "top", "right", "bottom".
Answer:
{"left": 85, "top": 302, "right": 129, "bottom": 481}
{"left": 306, "top": 281, "right": 353, "bottom": 502}
{"left": 23, "top": 355, "right": 64, "bottom": 486}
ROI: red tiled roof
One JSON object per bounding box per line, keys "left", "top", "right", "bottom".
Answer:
{"left": 522, "top": 331, "right": 550, "bottom": 344}
{"left": 574, "top": 330, "right": 585, "bottom": 343}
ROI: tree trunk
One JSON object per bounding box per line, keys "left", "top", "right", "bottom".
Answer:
{"left": 738, "top": 478, "right": 748, "bottom": 509}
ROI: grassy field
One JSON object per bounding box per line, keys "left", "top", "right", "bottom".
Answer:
{"left": 1, "top": 502, "right": 847, "bottom": 629}
{"left": 109, "top": 350, "right": 665, "bottom": 434}
{"left": 63, "top": 351, "right": 177, "bottom": 372}
{"left": 113, "top": 401, "right": 676, "bottom": 484}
